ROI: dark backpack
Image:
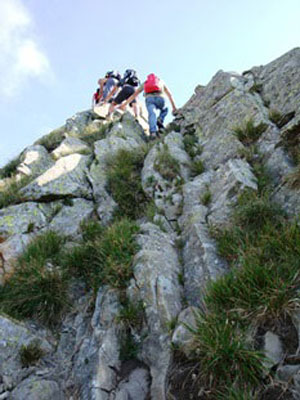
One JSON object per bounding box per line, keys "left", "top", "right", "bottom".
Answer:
{"left": 105, "top": 70, "right": 121, "bottom": 81}
{"left": 121, "top": 69, "right": 140, "bottom": 87}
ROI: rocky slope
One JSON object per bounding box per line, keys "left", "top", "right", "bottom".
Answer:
{"left": 0, "top": 48, "right": 300, "bottom": 399}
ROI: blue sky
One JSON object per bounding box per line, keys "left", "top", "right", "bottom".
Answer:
{"left": 0, "top": 0, "right": 299, "bottom": 167}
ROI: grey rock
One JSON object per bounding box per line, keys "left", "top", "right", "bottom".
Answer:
{"left": 259, "top": 48, "right": 300, "bottom": 117}
{"left": 16, "top": 145, "right": 54, "bottom": 178}
{"left": 48, "top": 198, "right": 94, "bottom": 238}
{"left": 208, "top": 159, "right": 258, "bottom": 227}
{"left": 127, "top": 223, "right": 182, "bottom": 400}
{"left": 0, "top": 233, "right": 33, "bottom": 281}
{"left": 20, "top": 154, "right": 92, "bottom": 201}
{"left": 0, "top": 315, "right": 53, "bottom": 388}
{"left": 52, "top": 137, "right": 90, "bottom": 159}
{"left": 114, "top": 368, "right": 150, "bottom": 400}
{"left": 263, "top": 331, "right": 283, "bottom": 369}
{"left": 68, "top": 287, "right": 121, "bottom": 400}
{"left": 0, "top": 202, "right": 48, "bottom": 237}
{"left": 65, "top": 110, "right": 98, "bottom": 134}
{"left": 172, "top": 307, "right": 197, "bottom": 357}
{"left": 276, "top": 365, "right": 300, "bottom": 382}
{"left": 10, "top": 379, "right": 63, "bottom": 400}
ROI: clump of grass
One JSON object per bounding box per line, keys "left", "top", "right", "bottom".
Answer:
{"left": 249, "top": 82, "right": 263, "bottom": 94}
{"left": 145, "top": 199, "right": 157, "bottom": 221}
{"left": 188, "top": 311, "right": 266, "bottom": 389}
{"left": 0, "top": 231, "right": 68, "bottom": 327}
{"left": 35, "top": 126, "right": 65, "bottom": 152}
{"left": 268, "top": 109, "right": 283, "bottom": 126}
{"left": 233, "top": 190, "right": 284, "bottom": 230}
{"left": 233, "top": 119, "right": 267, "bottom": 145}
{"left": 119, "top": 331, "right": 139, "bottom": 361}
{"left": 20, "top": 340, "right": 45, "bottom": 367}
{"left": 106, "top": 147, "right": 149, "bottom": 219}
{"left": 62, "top": 218, "right": 139, "bottom": 291}
{"left": 0, "top": 175, "right": 32, "bottom": 209}
{"left": 154, "top": 144, "right": 181, "bottom": 181}
{"left": 201, "top": 187, "right": 212, "bottom": 206}
{"left": 190, "top": 159, "right": 205, "bottom": 177}
{"left": 117, "top": 297, "right": 144, "bottom": 329}
{"left": 282, "top": 124, "right": 300, "bottom": 165}
{"left": 0, "top": 157, "right": 20, "bottom": 179}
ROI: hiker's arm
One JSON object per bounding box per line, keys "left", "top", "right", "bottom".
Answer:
{"left": 164, "top": 85, "right": 177, "bottom": 114}
{"left": 119, "top": 87, "right": 143, "bottom": 110}
{"left": 98, "top": 78, "right": 106, "bottom": 101}
{"left": 103, "top": 84, "right": 119, "bottom": 103}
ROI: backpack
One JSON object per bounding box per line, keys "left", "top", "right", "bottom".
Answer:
{"left": 121, "top": 69, "right": 140, "bottom": 87}
{"left": 106, "top": 70, "right": 121, "bottom": 81}
{"left": 144, "top": 74, "right": 162, "bottom": 93}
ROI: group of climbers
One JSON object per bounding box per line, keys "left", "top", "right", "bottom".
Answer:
{"left": 92, "top": 69, "right": 178, "bottom": 139}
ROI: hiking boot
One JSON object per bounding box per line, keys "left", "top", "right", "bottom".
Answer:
{"left": 157, "top": 118, "right": 164, "bottom": 130}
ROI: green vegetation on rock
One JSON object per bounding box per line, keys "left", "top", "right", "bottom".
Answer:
{"left": 0, "top": 157, "right": 20, "bottom": 179}
{"left": 233, "top": 118, "right": 267, "bottom": 145}
{"left": 62, "top": 218, "right": 139, "bottom": 291}
{"left": 0, "top": 231, "right": 68, "bottom": 327}
{"left": 154, "top": 144, "right": 181, "bottom": 181}
{"left": 35, "top": 126, "right": 65, "bottom": 152}
{"left": 0, "top": 176, "right": 32, "bottom": 209}
{"left": 106, "top": 147, "right": 149, "bottom": 219}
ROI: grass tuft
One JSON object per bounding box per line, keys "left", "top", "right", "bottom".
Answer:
{"left": 106, "top": 147, "right": 149, "bottom": 219}
{"left": 0, "top": 176, "right": 32, "bottom": 209}
{"left": 190, "top": 159, "right": 205, "bottom": 177}
{"left": 233, "top": 119, "right": 267, "bottom": 145}
{"left": 20, "top": 340, "right": 45, "bottom": 367}
{"left": 154, "top": 144, "right": 181, "bottom": 181}
{"left": 62, "top": 218, "right": 139, "bottom": 291}
{"left": 0, "top": 157, "right": 20, "bottom": 179}
{"left": 35, "top": 127, "right": 65, "bottom": 152}
{"left": 0, "top": 231, "right": 68, "bottom": 327}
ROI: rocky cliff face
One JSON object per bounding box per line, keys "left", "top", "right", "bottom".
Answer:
{"left": 1, "top": 48, "right": 300, "bottom": 399}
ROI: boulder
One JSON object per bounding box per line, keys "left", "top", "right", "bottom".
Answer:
{"left": 16, "top": 145, "right": 54, "bottom": 178}
{"left": 20, "top": 154, "right": 92, "bottom": 201}
{"left": 51, "top": 137, "right": 90, "bottom": 159}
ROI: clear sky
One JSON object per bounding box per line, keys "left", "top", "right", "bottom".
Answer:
{"left": 0, "top": 0, "right": 299, "bottom": 167}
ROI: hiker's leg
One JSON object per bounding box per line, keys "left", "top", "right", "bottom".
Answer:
{"left": 107, "top": 102, "right": 116, "bottom": 118}
{"left": 146, "top": 97, "right": 158, "bottom": 134}
{"left": 156, "top": 97, "right": 168, "bottom": 124}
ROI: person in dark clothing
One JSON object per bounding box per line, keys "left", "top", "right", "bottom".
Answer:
{"left": 104, "top": 69, "right": 140, "bottom": 119}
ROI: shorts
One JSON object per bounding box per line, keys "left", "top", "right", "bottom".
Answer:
{"left": 113, "top": 85, "right": 136, "bottom": 105}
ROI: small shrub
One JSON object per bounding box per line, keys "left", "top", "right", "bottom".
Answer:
{"left": 0, "top": 231, "right": 68, "bottom": 326}
{"left": 20, "top": 340, "right": 45, "bottom": 367}
{"left": 26, "top": 222, "right": 35, "bottom": 233}
{"left": 35, "top": 127, "right": 65, "bottom": 152}
{"left": 0, "top": 157, "right": 20, "bottom": 179}
{"left": 154, "top": 146, "right": 181, "bottom": 181}
{"left": 0, "top": 176, "right": 32, "bottom": 209}
{"left": 106, "top": 147, "right": 149, "bottom": 219}
{"left": 190, "top": 159, "right": 205, "bottom": 177}
{"left": 233, "top": 119, "right": 267, "bottom": 145}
